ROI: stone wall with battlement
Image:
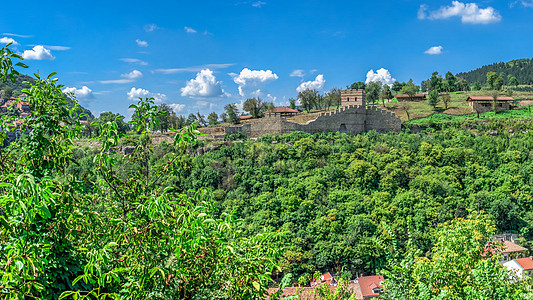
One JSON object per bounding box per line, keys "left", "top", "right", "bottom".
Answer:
{"left": 224, "top": 104, "right": 401, "bottom": 138}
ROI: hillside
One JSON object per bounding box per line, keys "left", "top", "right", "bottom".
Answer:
{"left": 456, "top": 58, "right": 533, "bottom": 85}
{"left": 1, "top": 73, "right": 95, "bottom": 119}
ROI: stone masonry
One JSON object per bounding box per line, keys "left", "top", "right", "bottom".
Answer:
{"left": 225, "top": 102, "right": 401, "bottom": 138}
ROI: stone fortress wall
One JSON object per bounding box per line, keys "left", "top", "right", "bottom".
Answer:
{"left": 225, "top": 90, "right": 401, "bottom": 138}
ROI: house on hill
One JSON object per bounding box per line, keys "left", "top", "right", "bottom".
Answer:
{"left": 396, "top": 94, "right": 426, "bottom": 101}
{"left": 357, "top": 275, "right": 384, "bottom": 300}
{"left": 504, "top": 257, "right": 533, "bottom": 279}
{"left": 264, "top": 106, "right": 300, "bottom": 117}
{"left": 467, "top": 96, "right": 515, "bottom": 113}
{"left": 483, "top": 233, "right": 528, "bottom": 263}
{"left": 237, "top": 114, "right": 253, "bottom": 120}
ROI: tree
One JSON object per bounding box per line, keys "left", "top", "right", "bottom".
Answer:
{"left": 444, "top": 71, "right": 456, "bottom": 92}
{"left": 97, "top": 111, "right": 129, "bottom": 135}
{"left": 399, "top": 80, "right": 417, "bottom": 101}
{"left": 399, "top": 101, "right": 412, "bottom": 120}
{"left": 494, "top": 75, "right": 504, "bottom": 91}
{"left": 289, "top": 98, "right": 296, "bottom": 109}
{"left": 391, "top": 81, "right": 403, "bottom": 93}
{"left": 156, "top": 103, "right": 172, "bottom": 132}
{"left": 208, "top": 111, "right": 219, "bottom": 126}
{"left": 429, "top": 72, "right": 443, "bottom": 92}
{"left": 487, "top": 71, "right": 498, "bottom": 89}
{"left": 224, "top": 103, "right": 240, "bottom": 124}
{"left": 379, "top": 85, "right": 393, "bottom": 107}
{"left": 243, "top": 97, "right": 267, "bottom": 118}
{"left": 472, "top": 82, "right": 482, "bottom": 91}
{"left": 298, "top": 89, "right": 319, "bottom": 113}
{"left": 325, "top": 88, "right": 341, "bottom": 110}
{"left": 366, "top": 81, "right": 382, "bottom": 105}
{"left": 186, "top": 113, "right": 198, "bottom": 126}
{"left": 491, "top": 90, "right": 500, "bottom": 114}
{"left": 456, "top": 77, "right": 470, "bottom": 91}
{"left": 196, "top": 112, "right": 207, "bottom": 127}
{"left": 349, "top": 81, "right": 366, "bottom": 90}
{"left": 427, "top": 89, "right": 440, "bottom": 110}
{"left": 2, "top": 86, "right": 13, "bottom": 99}
{"left": 441, "top": 93, "right": 451, "bottom": 110}
{"left": 508, "top": 76, "right": 519, "bottom": 87}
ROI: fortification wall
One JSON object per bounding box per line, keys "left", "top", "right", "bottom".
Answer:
{"left": 224, "top": 105, "right": 401, "bottom": 138}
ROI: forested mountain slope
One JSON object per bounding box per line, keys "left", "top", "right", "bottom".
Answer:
{"left": 457, "top": 58, "right": 533, "bottom": 85}
{"left": 70, "top": 120, "right": 533, "bottom": 280}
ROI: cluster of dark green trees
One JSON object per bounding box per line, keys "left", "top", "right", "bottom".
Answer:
{"left": 457, "top": 58, "right": 533, "bottom": 86}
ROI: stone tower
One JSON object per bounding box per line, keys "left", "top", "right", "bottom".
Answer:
{"left": 341, "top": 89, "right": 365, "bottom": 107}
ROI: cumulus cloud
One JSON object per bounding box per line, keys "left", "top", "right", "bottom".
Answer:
{"left": 418, "top": 1, "right": 502, "bottom": 24}
{"left": 120, "top": 58, "right": 148, "bottom": 66}
{"left": 290, "top": 69, "right": 305, "bottom": 78}
{"left": 296, "top": 74, "right": 326, "bottom": 92}
{"left": 180, "top": 69, "right": 225, "bottom": 98}
{"left": 121, "top": 70, "right": 143, "bottom": 80}
{"left": 169, "top": 103, "right": 186, "bottom": 112}
{"left": 425, "top": 46, "right": 444, "bottom": 55}
{"left": 127, "top": 87, "right": 167, "bottom": 103}
{"left": 365, "top": 68, "right": 396, "bottom": 86}
{"left": 136, "top": 39, "right": 149, "bottom": 47}
{"left": 22, "top": 45, "right": 55, "bottom": 60}
{"left": 232, "top": 68, "right": 279, "bottom": 98}
{"left": 0, "top": 37, "right": 18, "bottom": 45}
{"left": 63, "top": 86, "right": 94, "bottom": 100}
{"left": 184, "top": 27, "right": 197, "bottom": 33}
{"left": 144, "top": 24, "right": 159, "bottom": 32}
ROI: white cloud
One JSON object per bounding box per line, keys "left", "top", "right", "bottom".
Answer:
{"left": 136, "top": 39, "right": 149, "bottom": 47}
{"left": 154, "top": 63, "right": 234, "bottom": 74}
{"left": 418, "top": 1, "right": 501, "bottom": 24}
{"left": 296, "top": 74, "right": 325, "bottom": 92}
{"left": 144, "top": 24, "right": 159, "bottom": 32}
{"left": 516, "top": 0, "right": 533, "bottom": 7}
{"left": 127, "top": 87, "right": 167, "bottom": 103}
{"left": 22, "top": 45, "right": 55, "bottom": 60}
{"left": 365, "top": 68, "right": 396, "bottom": 86}
{"left": 99, "top": 79, "right": 133, "bottom": 84}
{"left": 63, "top": 86, "right": 94, "bottom": 100}
{"left": 184, "top": 26, "right": 197, "bottom": 33}
{"left": 0, "top": 37, "right": 18, "bottom": 45}
{"left": 425, "top": 46, "right": 444, "bottom": 55}
{"left": 169, "top": 103, "right": 186, "bottom": 112}
{"left": 232, "top": 68, "right": 279, "bottom": 98}
{"left": 290, "top": 69, "right": 305, "bottom": 78}
{"left": 121, "top": 70, "right": 143, "bottom": 80}
{"left": 2, "top": 33, "right": 32, "bottom": 38}
{"left": 252, "top": 1, "right": 266, "bottom": 7}
{"left": 181, "top": 69, "right": 225, "bottom": 98}
{"left": 120, "top": 58, "right": 148, "bottom": 66}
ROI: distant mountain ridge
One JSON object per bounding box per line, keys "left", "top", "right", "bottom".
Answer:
{"left": 1, "top": 73, "right": 94, "bottom": 119}
{"left": 456, "top": 58, "right": 533, "bottom": 85}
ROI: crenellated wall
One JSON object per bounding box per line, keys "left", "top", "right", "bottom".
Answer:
{"left": 224, "top": 105, "right": 401, "bottom": 138}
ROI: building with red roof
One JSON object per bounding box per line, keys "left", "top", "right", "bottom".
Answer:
{"left": 357, "top": 275, "right": 384, "bottom": 299}
{"left": 467, "top": 96, "right": 515, "bottom": 113}
{"left": 504, "top": 257, "right": 533, "bottom": 279}
{"left": 264, "top": 106, "right": 300, "bottom": 117}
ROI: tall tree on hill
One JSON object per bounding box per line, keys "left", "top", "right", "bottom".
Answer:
{"left": 2, "top": 86, "right": 13, "bottom": 99}
{"left": 472, "top": 82, "right": 482, "bottom": 91}
{"left": 289, "top": 98, "right": 296, "bottom": 109}
{"left": 208, "top": 112, "right": 218, "bottom": 126}
{"left": 441, "top": 93, "right": 451, "bottom": 110}
{"left": 400, "top": 80, "right": 417, "bottom": 101}
{"left": 298, "top": 89, "right": 319, "bottom": 113}
{"left": 429, "top": 72, "right": 443, "bottom": 92}
{"left": 243, "top": 97, "right": 267, "bottom": 118}
{"left": 324, "top": 88, "right": 341, "bottom": 110}
{"left": 196, "top": 112, "right": 207, "bottom": 127}
{"left": 366, "top": 81, "right": 382, "bottom": 105}
{"left": 444, "top": 71, "right": 456, "bottom": 92}
{"left": 156, "top": 104, "right": 173, "bottom": 132}
{"left": 391, "top": 81, "right": 404, "bottom": 93}
{"left": 456, "top": 77, "right": 470, "bottom": 91}
{"left": 427, "top": 89, "right": 440, "bottom": 110}
{"left": 224, "top": 103, "right": 240, "bottom": 124}
{"left": 186, "top": 113, "right": 198, "bottom": 126}
{"left": 508, "top": 76, "right": 519, "bottom": 87}
{"left": 491, "top": 90, "right": 500, "bottom": 114}
{"left": 380, "top": 85, "right": 393, "bottom": 107}
{"left": 486, "top": 72, "right": 498, "bottom": 89}
{"left": 96, "top": 112, "right": 129, "bottom": 135}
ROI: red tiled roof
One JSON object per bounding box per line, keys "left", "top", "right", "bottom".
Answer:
{"left": 515, "top": 257, "right": 533, "bottom": 270}
{"left": 483, "top": 240, "right": 528, "bottom": 257}
{"left": 265, "top": 106, "right": 299, "bottom": 114}
{"left": 467, "top": 96, "right": 515, "bottom": 101}
{"left": 358, "top": 275, "right": 384, "bottom": 298}
{"left": 238, "top": 115, "right": 253, "bottom": 120}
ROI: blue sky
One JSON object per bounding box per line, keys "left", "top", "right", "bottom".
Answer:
{"left": 1, "top": 0, "right": 533, "bottom": 118}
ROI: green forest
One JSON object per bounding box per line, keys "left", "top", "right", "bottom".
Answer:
{"left": 457, "top": 58, "right": 533, "bottom": 85}
{"left": 2, "top": 45, "right": 533, "bottom": 299}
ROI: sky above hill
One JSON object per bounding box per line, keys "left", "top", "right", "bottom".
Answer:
{"left": 1, "top": 0, "right": 533, "bottom": 118}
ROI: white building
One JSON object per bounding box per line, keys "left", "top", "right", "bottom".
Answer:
{"left": 504, "top": 257, "right": 533, "bottom": 280}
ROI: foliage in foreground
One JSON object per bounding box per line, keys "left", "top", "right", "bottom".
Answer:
{"left": 0, "top": 44, "right": 281, "bottom": 299}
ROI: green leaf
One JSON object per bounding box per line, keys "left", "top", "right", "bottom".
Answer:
{"left": 253, "top": 281, "right": 260, "bottom": 291}
{"left": 15, "top": 260, "right": 23, "bottom": 272}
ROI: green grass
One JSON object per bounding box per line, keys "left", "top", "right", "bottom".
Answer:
{"left": 408, "top": 105, "right": 533, "bottom": 125}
